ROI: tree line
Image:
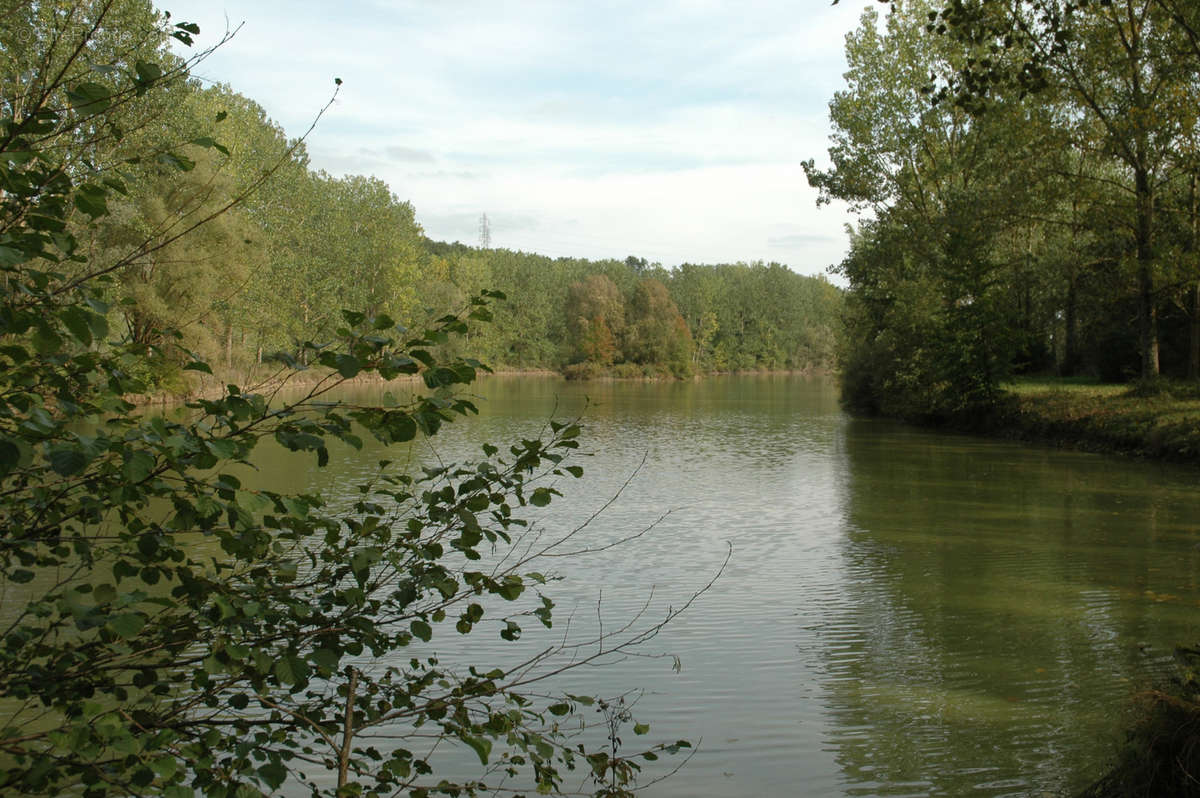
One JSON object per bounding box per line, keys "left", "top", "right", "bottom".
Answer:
{"left": 424, "top": 246, "right": 841, "bottom": 379}
{"left": 3, "top": 1, "right": 840, "bottom": 390}
{"left": 809, "top": 0, "right": 1200, "bottom": 421}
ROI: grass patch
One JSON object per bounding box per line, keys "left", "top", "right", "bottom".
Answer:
{"left": 1008, "top": 375, "right": 1124, "bottom": 395}
{"left": 995, "top": 378, "right": 1200, "bottom": 463}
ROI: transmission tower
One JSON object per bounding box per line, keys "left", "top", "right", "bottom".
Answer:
{"left": 478, "top": 213, "right": 491, "bottom": 248}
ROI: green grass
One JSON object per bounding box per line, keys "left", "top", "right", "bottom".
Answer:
{"left": 1007, "top": 375, "right": 1127, "bottom": 396}
{"left": 996, "top": 377, "right": 1200, "bottom": 463}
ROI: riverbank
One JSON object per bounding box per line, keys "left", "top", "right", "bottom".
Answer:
{"left": 986, "top": 379, "right": 1200, "bottom": 466}
{"left": 126, "top": 365, "right": 575, "bottom": 405}
{"left": 129, "top": 364, "right": 830, "bottom": 404}
{"left": 561, "top": 361, "right": 828, "bottom": 380}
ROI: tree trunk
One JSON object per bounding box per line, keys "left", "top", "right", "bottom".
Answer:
{"left": 1190, "top": 281, "right": 1200, "bottom": 381}
{"left": 300, "top": 304, "right": 310, "bottom": 366}
{"left": 1064, "top": 274, "right": 1079, "bottom": 376}
{"left": 1063, "top": 192, "right": 1082, "bottom": 377}
{"left": 1189, "top": 174, "right": 1199, "bottom": 380}
{"left": 1134, "top": 166, "right": 1159, "bottom": 378}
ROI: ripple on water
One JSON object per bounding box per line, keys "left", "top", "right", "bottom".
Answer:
{"left": 254, "top": 378, "right": 1200, "bottom": 797}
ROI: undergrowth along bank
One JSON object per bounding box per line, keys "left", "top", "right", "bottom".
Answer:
{"left": 983, "top": 379, "right": 1200, "bottom": 466}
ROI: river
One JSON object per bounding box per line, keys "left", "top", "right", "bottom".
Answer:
{"left": 251, "top": 373, "right": 1199, "bottom": 797}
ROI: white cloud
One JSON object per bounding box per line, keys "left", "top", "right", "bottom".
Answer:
{"left": 392, "top": 162, "right": 852, "bottom": 274}
{"left": 166, "top": 0, "right": 866, "bottom": 275}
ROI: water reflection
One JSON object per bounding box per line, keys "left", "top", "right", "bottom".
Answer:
{"left": 824, "top": 418, "right": 1200, "bottom": 796}
{"left": 117, "top": 376, "right": 1200, "bottom": 796}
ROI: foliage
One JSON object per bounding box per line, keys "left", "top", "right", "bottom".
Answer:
{"left": 446, "top": 253, "right": 839, "bottom": 378}
{"left": 810, "top": 2, "right": 1043, "bottom": 422}
{"left": 813, "top": 0, "right": 1200, "bottom": 423}
{"left": 0, "top": 4, "right": 703, "bottom": 796}
{"left": 562, "top": 275, "right": 696, "bottom": 377}
{"left": 567, "top": 274, "right": 626, "bottom": 366}
{"left": 624, "top": 279, "right": 693, "bottom": 378}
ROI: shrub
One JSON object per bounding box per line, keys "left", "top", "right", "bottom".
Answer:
{"left": 0, "top": 6, "right": 701, "bottom": 796}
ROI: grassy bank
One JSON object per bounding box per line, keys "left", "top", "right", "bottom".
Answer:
{"left": 991, "top": 378, "right": 1200, "bottom": 465}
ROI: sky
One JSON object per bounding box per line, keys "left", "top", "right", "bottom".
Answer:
{"left": 163, "top": 0, "right": 867, "bottom": 276}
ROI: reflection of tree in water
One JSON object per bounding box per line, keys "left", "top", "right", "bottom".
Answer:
{"left": 820, "top": 419, "right": 1200, "bottom": 796}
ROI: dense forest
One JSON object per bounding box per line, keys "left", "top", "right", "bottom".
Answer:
{"left": 0, "top": 1, "right": 839, "bottom": 390}
{"left": 419, "top": 246, "right": 841, "bottom": 379}
{"left": 809, "top": 0, "right": 1200, "bottom": 423}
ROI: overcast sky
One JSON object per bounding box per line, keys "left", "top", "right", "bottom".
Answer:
{"left": 164, "top": 0, "right": 865, "bottom": 276}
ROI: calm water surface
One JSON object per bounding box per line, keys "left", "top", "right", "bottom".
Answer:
{"left": 258, "top": 375, "right": 1200, "bottom": 797}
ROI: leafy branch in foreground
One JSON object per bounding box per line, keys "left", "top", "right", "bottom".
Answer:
{"left": 0, "top": 3, "right": 709, "bottom": 796}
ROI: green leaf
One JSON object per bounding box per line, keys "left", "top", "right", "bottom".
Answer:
{"left": 73, "top": 184, "right": 109, "bottom": 219}
{"left": 109, "top": 613, "right": 145, "bottom": 639}
{"left": 150, "top": 756, "right": 178, "bottom": 779}
{"left": 500, "top": 620, "right": 521, "bottom": 640}
{"left": 206, "top": 438, "right": 237, "bottom": 459}
{"left": 312, "top": 648, "right": 340, "bottom": 671}
{"left": 410, "top": 619, "right": 432, "bottom": 642}
{"left": 47, "top": 446, "right": 87, "bottom": 476}
{"left": 384, "top": 413, "right": 417, "bottom": 443}
{"left": 66, "top": 82, "right": 111, "bottom": 113}
{"left": 0, "top": 439, "right": 21, "bottom": 476}
{"left": 31, "top": 323, "right": 62, "bottom": 355}
{"left": 257, "top": 761, "right": 287, "bottom": 790}
{"left": 334, "top": 354, "right": 360, "bottom": 379}
{"left": 123, "top": 451, "right": 155, "bottom": 483}
{"left": 134, "top": 61, "right": 163, "bottom": 83}
{"left": 0, "top": 245, "right": 26, "bottom": 267}
{"left": 191, "top": 136, "right": 230, "bottom": 156}
{"left": 463, "top": 735, "right": 491, "bottom": 765}
{"left": 274, "top": 655, "right": 308, "bottom": 686}
{"left": 57, "top": 306, "right": 92, "bottom": 346}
